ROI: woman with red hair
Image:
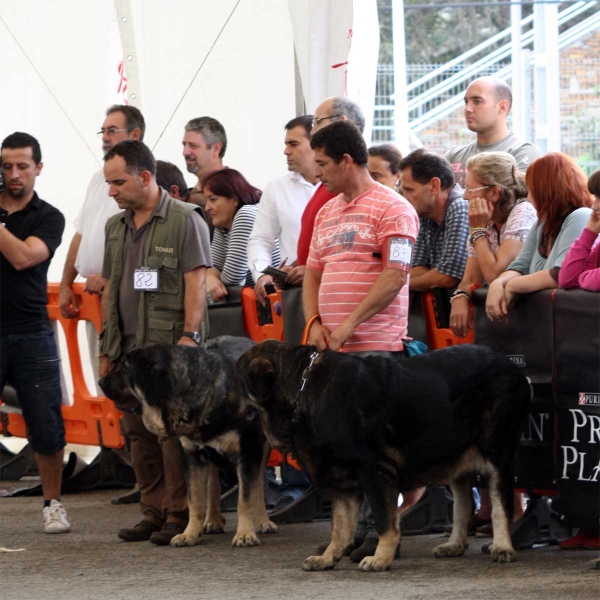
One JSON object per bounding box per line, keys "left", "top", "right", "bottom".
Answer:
{"left": 486, "top": 153, "right": 592, "bottom": 319}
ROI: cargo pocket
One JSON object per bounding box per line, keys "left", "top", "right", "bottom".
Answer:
{"left": 147, "top": 318, "right": 176, "bottom": 344}
{"left": 147, "top": 255, "right": 180, "bottom": 295}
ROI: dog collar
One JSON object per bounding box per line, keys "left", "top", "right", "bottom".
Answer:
{"left": 293, "top": 351, "right": 320, "bottom": 425}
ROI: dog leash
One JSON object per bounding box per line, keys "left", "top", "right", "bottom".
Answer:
{"left": 293, "top": 351, "right": 320, "bottom": 425}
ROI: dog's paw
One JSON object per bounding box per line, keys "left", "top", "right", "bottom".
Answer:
{"left": 232, "top": 531, "right": 260, "bottom": 547}
{"left": 255, "top": 519, "right": 278, "bottom": 534}
{"left": 433, "top": 542, "right": 467, "bottom": 558}
{"left": 358, "top": 556, "right": 392, "bottom": 572}
{"left": 302, "top": 555, "right": 337, "bottom": 571}
{"left": 203, "top": 519, "right": 226, "bottom": 534}
{"left": 170, "top": 532, "right": 202, "bottom": 547}
{"left": 490, "top": 545, "right": 517, "bottom": 563}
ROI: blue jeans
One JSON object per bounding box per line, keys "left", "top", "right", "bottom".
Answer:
{"left": 0, "top": 325, "right": 65, "bottom": 455}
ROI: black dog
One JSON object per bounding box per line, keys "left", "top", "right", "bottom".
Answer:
{"left": 99, "top": 335, "right": 277, "bottom": 547}
{"left": 237, "top": 341, "right": 531, "bottom": 571}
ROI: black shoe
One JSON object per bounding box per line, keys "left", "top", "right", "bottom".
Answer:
{"left": 349, "top": 537, "right": 401, "bottom": 562}
{"left": 314, "top": 536, "right": 364, "bottom": 556}
{"left": 150, "top": 521, "right": 187, "bottom": 546}
{"left": 117, "top": 519, "right": 161, "bottom": 542}
{"left": 443, "top": 514, "right": 491, "bottom": 537}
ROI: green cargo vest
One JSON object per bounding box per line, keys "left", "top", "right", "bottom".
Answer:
{"left": 100, "top": 197, "right": 204, "bottom": 361}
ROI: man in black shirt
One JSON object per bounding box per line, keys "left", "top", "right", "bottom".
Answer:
{"left": 0, "top": 132, "right": 69, "bottom": 533}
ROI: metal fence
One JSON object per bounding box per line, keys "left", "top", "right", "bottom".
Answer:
{"left": 372, "top": 58, "right": 600, "bottom": 175}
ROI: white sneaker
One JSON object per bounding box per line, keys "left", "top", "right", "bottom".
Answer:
{"left": 42, "top": 500, "right": 71, "bottom": 534}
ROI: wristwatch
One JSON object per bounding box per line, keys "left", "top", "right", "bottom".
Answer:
{"left": 181, "top": 331, "right": 201, "bottom": 344}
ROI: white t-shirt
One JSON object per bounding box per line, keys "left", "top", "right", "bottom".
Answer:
{"left": 73, "top": 169, "right": 122, "bottom": 277}
{"left": 247, "top": 171, "right": 317, "bottom": 282}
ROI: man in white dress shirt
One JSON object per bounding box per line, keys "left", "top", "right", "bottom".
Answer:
{"left": 59, "top": 105, "right": 145, "bottom": 379}
{"left": 247, "top": 115, "right": 318, "bottom": 306}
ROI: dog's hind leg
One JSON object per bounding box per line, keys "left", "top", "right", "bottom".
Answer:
{"left": 203, "top": 464, "right": 226, "bottom": 534}
{"left": 488, "top": 468, "right": 516, "bottom": 563}
{"left": 433, "top": 476, "right": 471, "bottom": 558}
{"left": 303, "top": 492, "right": 360, "bottom": 571}
{"left": 171, "top": 447, "right": 208, "bottom": 547}
{"left": 254, "top": 441, "right": 277, "bottom": 534}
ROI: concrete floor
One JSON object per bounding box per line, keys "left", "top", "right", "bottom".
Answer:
{"left": 0, "top": 483, "right": 598, "bottom": 600}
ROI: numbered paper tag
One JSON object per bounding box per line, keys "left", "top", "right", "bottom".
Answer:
{"left": 389, "top": 237, "right": 413, "bottom": 266}
{"left": 133, "top": 267, "right": 159, "bottom": 291}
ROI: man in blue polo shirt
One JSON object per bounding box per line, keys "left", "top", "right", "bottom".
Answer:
{"left": 0, "top": 132, "right": 69, "bottom": 533}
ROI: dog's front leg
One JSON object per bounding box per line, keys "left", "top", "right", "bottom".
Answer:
{"left": 254, "top": 441, "right": 278, "bottom": 534}
{"left": 203, "top": 464, "right": 226, "bottom": 534}
{"left": 232, "top": 448, "right": 262, "bottom": 547}
{"left": 171, "top": 447, "right": 208, "bottom": 547}
{"left": 433, "top": 477, "right": 471, "bottom": 558}
{"left": 303, "top": 492, "right": 360, "bottom": 571}
{"left": 357, "top": 484, "right": 400, "bottom": 572}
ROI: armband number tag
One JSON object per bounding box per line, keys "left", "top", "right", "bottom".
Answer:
{"left": 133, "top": 267, "right": 159, "bottom": 291}
{"left": 389, "top": 238, "right": 413, "bottom": 267}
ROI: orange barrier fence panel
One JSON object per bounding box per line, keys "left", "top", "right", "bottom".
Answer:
{"left": 1, "top": 283, "right": 125, "bottom": 449}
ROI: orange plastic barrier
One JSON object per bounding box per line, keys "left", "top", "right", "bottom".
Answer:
{"left": 0, "top": 283, "right": 125, "bottom": 449}
{"left": 422, "top": 291, "right": 474, "bottom": 349}
{"left": 241, "top": 287, "right": 285, "bottom": 343}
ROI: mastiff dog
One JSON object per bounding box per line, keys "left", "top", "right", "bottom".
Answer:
{"left": 237, "top": 341, "right": 531, "bottom": 572}
{"left": 99, "top": 335, "right": 277, "bottom": 548}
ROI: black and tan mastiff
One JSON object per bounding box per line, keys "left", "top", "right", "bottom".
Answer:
{"left": 99, "top": 336, "right": 277, "bottom": 548}
{"left": 237, "top": 341, "right": 531, "bottom": 572}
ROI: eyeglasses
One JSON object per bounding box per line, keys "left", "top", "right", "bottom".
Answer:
{"left": 464, "top": 185, "right": 492, "bottom": 194}
{"left": 311, "top": 115, "right": 341, "bottom": 128}
{"left": 97, "top": 128, "right": 129, "bottom": 136}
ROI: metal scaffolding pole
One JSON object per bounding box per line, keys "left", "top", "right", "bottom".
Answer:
{"left": 533, "top": 1, "right": 561, "bottom": 152}
{"left": 392, "top": 0, "right": 410, "bottom": 155}
{"left": 511, "top": 1, "right": 526, "bottom": 140}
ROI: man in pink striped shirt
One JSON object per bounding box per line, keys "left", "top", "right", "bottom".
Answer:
{"left": 303, "top": 121, "right": 419, "bottom": 353}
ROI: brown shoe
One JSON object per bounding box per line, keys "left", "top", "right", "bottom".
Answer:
{"left": 150, "top": 521, "right": 187, "bottom": 546}
{"left": 118, "top": 519, "right": 161, "bottom": 542}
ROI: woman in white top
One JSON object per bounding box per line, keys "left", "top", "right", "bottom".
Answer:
{"left": 203, "top": 168, "right": 279, "bottom": 302}
{"left": 450, "top": 152, "right": 537, "bottom": 338}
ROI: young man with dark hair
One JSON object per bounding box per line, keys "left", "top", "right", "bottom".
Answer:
{"left": 247, "top": 115, "right": 318, "bottom": 304}
{"left": 156, "top": 160, "right": 189, "bottom": 201}
{"left": 303, "top": 120, "right": 419, "bottom": 560}
{"left": 445, "top": 77, "right": 541, "bottom": 186}
{"left": 0, "top": 132, "right": 69, "bottom": 533}
{"left": 399, "top": 149, "right": 469, "bottom": 291}
{"left": 99, "top": 140, "right": 211, "bottom": 545}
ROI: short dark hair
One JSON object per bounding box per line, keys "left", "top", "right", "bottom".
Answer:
{"left": 285, "top": 115, "right": 313, "bottom": 137}
{"left": 184, "top": 117, "right": 227, "bottom": 158}
{"left": 1, "top": 132, "right": 42, "bottom": 165}
{"left": 106, "top": 104, "right": 146, "bottom": 141}
{"left": 588, "top": 169, "right": 600, "bottom": 197}
{"left": 103, "top": 140, "right": 156, "bottom": 176}
{"left": 368, "top": 143, "right": 403, "bottom": 174}
{"left": 332, "top": 97, "right": 365, "bottom": 133}
{"left": 399, "top": 148, "right": 455, "bottom": 191}
{"left": 310, "top": 121, "right": 368, "bottom": 167}
{"left": 202, "top": 168, "right": 261, "bottom": 213}
{"left": 156, "top": 160, "right": 188, "bottom": 200}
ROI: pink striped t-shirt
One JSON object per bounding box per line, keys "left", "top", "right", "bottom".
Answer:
{"left": 307, "top": 183, "right": 419, "bottom": 352}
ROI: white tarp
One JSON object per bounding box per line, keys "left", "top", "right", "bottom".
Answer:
{"left": 288, "top": 0, "right": 379, "bottom": 139}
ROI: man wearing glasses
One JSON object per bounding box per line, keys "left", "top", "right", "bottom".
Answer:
{"left": 59, "top": 105, "right": 145, "bottom": 381}
{"left": 399, "top": 149, "right": 469, "bottom": 291}
{"left": 295, "top": 97, "right": 366, "bottom": 276}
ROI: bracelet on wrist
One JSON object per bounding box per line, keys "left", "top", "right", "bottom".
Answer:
{"left": 469, "top": 230, "right": 489, "bottom": 245}
{"left": 450, "top": 289, "right": 470, "bottom": 303}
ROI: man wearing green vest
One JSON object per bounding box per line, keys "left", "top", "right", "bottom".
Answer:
{"left": 99, "top": 140, "right": 211, "bottom": 545}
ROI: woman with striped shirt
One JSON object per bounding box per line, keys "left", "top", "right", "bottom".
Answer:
{"left": 203, "top": 169, "right": 279, "bottom": 302}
